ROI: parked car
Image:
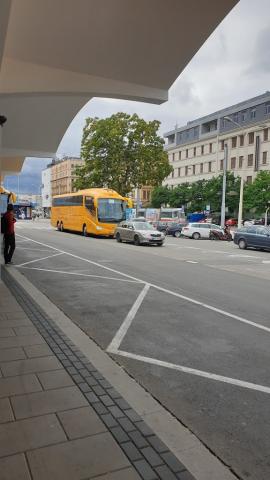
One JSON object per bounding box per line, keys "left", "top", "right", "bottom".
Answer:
{"left": 155, "top": 221, "right": 168, "bottom": 233}
{"left": 182, "top": 222, "right": 223, "bottom": 240}
{"left": 234, "top": 226, "right": 270, "bottom": 250}
{"left": 225, "top": 218, "right": 237, "bottom": 227}
{"left": 115, "top": 221, "right": 165, "bottom": 246}
{"left": 166, "top": 222, "right": 186, "bottom": 237}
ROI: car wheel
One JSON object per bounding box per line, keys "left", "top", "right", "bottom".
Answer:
{"left": 134, "top": 235, "right": 140, "bottom": 246}
{"left": 116, "top": 232, "right": 122, "bottom": 243}
{"left": 57, "top": 221, "right": 61, "bottom": 231}
{"left": 238, "top": 238, "right": 247, "bottom": 250}
{"left": 82, "top": 225, "right": 87, "bottom": 237}
{"left": 174, "top": 231, "right": 181, "bottom": 238}
{"left": 192, "top": 232, "right": 200, "bottom": 240}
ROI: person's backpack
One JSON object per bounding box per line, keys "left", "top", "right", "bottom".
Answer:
{"left": 1, "top": 215, "right": 7, "bottom": 234}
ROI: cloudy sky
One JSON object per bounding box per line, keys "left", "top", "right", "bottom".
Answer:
{"left": 4, "top": 0, "right": 270, "bottom": 193}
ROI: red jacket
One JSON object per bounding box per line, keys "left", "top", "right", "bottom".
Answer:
{"left": 4, "top": 211, "right": 16, "bottom": 235}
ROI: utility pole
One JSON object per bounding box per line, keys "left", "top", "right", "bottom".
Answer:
{"left": 220, "top": 143, "right": 228, "bottom": 228}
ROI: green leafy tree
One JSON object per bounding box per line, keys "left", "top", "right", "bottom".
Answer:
{"left": 74, "top": 113, "right": 172, "bottom": 196}
{"left": 244, "top": 171, "right": 270, "bottom": 214}
{"left": 151, "top": 186, "right": 171, "bottom": 208}
{"left": 169, "top": 183, "right": 192, "bottom": 209}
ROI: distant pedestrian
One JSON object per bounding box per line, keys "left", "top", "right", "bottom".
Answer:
{"left": 2, "top": 204, "right": 16, "bottom": 265}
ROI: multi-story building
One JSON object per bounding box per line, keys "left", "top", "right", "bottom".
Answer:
{"left": 132, "top": 186, "right": 153, "bottom": 208}
{"left": 51, "top": 157, "right": 84, "bottom": 197}
{"left": 41, "top": 162, "right": 53, "bottom": 212}
{"left": 164, "top": 92, "right": 270, "bottom": 188}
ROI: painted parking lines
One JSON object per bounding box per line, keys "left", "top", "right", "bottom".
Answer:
{"left": 114, "top": 349, "right": 270, "bottom": 395}
{"left": 15, "top": 232, "right": 270, "bottom": 395}
{"left": 15, "top": 252, "right": 64, "bottom": 267}
{"left": 19, "top": 266, "right": 142, "bottom": 284}
{"left": 107, "top": 284, "right": 150, "bottom": 353}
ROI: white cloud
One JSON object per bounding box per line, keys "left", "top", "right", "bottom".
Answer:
{"left": 7, "top": 0, "right": 270, "bottom": 194}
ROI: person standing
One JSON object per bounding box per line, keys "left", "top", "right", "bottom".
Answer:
{"left": 3, "top": 204, "right": 16, "bottom": 264}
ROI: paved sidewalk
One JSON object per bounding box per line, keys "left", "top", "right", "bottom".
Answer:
{"left": 0, "top": 269, "right": 196, "bottom": 480}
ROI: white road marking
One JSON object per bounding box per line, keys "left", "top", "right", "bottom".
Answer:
{"left": 16, "top": 233, "right": 270, "bottom": 334}
{"left": 15, "top": 252, "right": 64, "bottom": 267}
{"left": 262, "top": 260, "right": 270, "bottom": 264}
{"left": 229, "top": 254, "right": 259, "bottom": 259}
{"left": 19, "top": 266, "right": 141, "bottom": 284}
{"left": 186, "top": 260, "right": 198, "bottom": 264}
{"left": 17, "top": 247, "right": 53, "bottom": 252}
{"left": 115, "top": 349, "right": 270, "bottom": 395}
{"left": 107, "top": 284, "right": 150, "bottom": 353}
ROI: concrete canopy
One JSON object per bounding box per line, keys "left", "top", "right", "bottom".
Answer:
{"left": 0, "top": 0, "right": 237, "bottom": 179}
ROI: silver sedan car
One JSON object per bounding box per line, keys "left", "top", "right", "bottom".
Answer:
{"left": 115, "top": 221, "right": 165, "bottom": 246}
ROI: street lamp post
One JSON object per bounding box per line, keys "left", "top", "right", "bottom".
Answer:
{"left": 220, "top": 142, "right": 228, "bottom": 228}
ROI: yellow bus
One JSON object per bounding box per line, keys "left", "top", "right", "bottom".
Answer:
{"left": 51, "top": 188, "right": 130, "bottom": 237}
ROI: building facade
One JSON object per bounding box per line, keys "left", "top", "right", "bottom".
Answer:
{"left": 50, "top": 157, "right": 84, "bottom": 197}
{"left": 41, "top": 164, "right": 53, "bottom": 210}
{"left": 164, "top": 92, "right": 270, "bottom": 188}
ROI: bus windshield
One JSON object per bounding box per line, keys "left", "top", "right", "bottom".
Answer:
{"left": 98, "top": 198, "right": 126, "bottom": 223}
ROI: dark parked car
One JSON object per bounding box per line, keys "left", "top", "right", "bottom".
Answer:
{"left": 156, "top": 221, "right": 169, "bottom": 233}
{"left": 166, "top": 222, "right": 186, "bottom": 237}
{"left": 234, "top": 226, "right": 270, "bottom": 250}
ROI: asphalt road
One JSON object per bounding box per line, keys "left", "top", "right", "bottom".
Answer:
{"left": 13, "top": 220, "right": 270, "bottom": 480}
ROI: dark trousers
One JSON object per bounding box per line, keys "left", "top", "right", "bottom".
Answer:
{"left": 4, "top": 234, "right": 15, "bottom": 264}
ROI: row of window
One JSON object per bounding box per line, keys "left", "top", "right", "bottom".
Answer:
{"left": 220, "top": 151, "right": 268, "bottom": 170}
{"left": 170, "top": 151, "right": 268, "bottom": 179}
{"left": 170, "top": 128, "right": 269, "bottom": 162}
{"left": 171, "top": 143, "right": 213, "bottom": 161}
{"left": 171, "top": 162, "right": 213, "bottom": 178}
{"left": 220, "top": 104, "right": 270, "bottom": 127}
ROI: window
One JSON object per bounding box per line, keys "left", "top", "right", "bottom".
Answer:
{"left": 185, "top": 166, "right": 189, "bottom": 176}
{"left": 193, "top": 165, "right": 196, "bottom": 175}
{"left": 172, "top": 153, "right": 175, "bottom": 162}
{"left": 201, "top": 145, "right": 204, "bottom": 155}
{"left": 85, "top": 196, "right": 95, "bottom": 213}
{"left": 179, "top": 151, "right": 182, "bottom": 160}
{"left": 241, "top": 111, "right": 246, "bottom": 122}
{"left": 263, "top": 129, "right": 269, "bottom": 141}
{"left": 265, "top": 103, "right": 270, "bottom": 115}
{"left": 220, "top": 159, "right": 224, "bottom": 170}
{"left": 248, "top": 154, "right": 254, "bottom": 166}
{"left": 239, "top": 156, "right": 244, "bottom": 168}
{"left": 208, "top": 161, "right": 212, "bottom": 172}
{"left": 178, "top": 167, "right": 181, "bottom": 177}
{"left": 231, "top": 157, "right": 236, "bottom": 169}
{"left": 186, "top": 149, "right": 188, "bottom": 158}
{"left": 52, "top": 195, "right": 83, "bottom": 207}
{"left": 251, "top": 108, "right": 256, "bottom": 119}
{"left": 239, "top": 134, "right": 244, "bottom": 147}
{"left": 246, "top": 176, "right": 252, "bottom": 184}
{"left": 248, "top": 132, "right": 254, "bottom": 144}
{"left": 209, "top": 143, "right": 212, "bottom": 153}
{"left": 232, "top": 137, "right": 237, "bottom": 148}
{"left": 193, "top": 147, "right": 196, "bottom": 156}
{"left": 221, "top": 140, "right": 225, "bottom": 151}
{"left": 262, "top": 151, "right": 268, "bottom": 164}
{"left": 233, "top": 113, "right": 238, "bottom": 123}
{"left": 142, "top": 190, "right": 147, "bottom": 200}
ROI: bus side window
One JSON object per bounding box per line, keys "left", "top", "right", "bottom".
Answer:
{"left": 85, "top": 196, "right": 95, "bottom": 215}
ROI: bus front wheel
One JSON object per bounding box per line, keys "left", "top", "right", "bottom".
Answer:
{"left": 83, "top": 225, "right": 88, "bottom": 237}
